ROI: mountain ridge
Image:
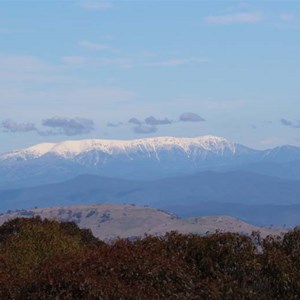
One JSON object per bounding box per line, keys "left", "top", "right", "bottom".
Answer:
{"left": 0, "top": 135, "right": 239, "bottom": 160}
{"left": 1, "top": 135, "right": 300, "bottom": 188}
{"left": 3, "top": 135, "right": 300, "bottom": 163}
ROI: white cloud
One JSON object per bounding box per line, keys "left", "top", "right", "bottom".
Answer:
{"left": 79, "top": 40, "right": 112, "bottom": 51}
{"left": 204, "top": 12, "right": 263, "bottom": 25}
{"left": 0, "top": 53, "right": 136, "bottom": 118}
{"left": 80, "top": 1, "right": 112, "bottom": 10}
{"left": 0, "top": 85, "right": 136, "bottom": 120}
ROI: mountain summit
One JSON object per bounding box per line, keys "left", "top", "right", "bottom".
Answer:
{"left": 1, "top": 135, "right": 239, "bottom": 161}
{"left": 0, "top": 135, "right": 299, "bottom": 188}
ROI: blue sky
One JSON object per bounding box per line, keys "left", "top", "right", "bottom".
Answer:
{"left": 1, "top": 0, "right": 300, "bottom": 152}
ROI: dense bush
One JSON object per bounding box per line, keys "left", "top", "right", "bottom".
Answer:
{"left": 0, "top": 217, "right": 300, "bottom": 299}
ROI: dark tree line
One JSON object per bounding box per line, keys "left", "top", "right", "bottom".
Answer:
{"left": 0, "top": 217, "right": 300, "bottom": 299}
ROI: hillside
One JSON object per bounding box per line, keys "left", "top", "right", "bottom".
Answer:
{"left": 0, "top": 204, "right": 284, "bottom": 240}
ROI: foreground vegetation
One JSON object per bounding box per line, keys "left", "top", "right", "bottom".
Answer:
{"left": 0, "top": 217, "right": 300, "bottom": 299}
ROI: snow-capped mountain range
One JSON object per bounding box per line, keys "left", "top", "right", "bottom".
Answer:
{"left": 1, "top": 135, "right": 240, "bottom": 161}
{"left": 1, "top": 135, "right": 300, "bottom": 188}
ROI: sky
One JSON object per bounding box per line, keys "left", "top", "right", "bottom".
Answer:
{"left": 1, "top": 0, "right": 300, "bottom": 153}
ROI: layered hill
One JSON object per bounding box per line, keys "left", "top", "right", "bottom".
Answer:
{"left": 1, "top": 172, "right": 300, "bottom": 226}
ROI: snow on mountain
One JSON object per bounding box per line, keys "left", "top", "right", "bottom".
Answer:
{"left": 0, "top": 135, "right": 239, "bottom": 161}
{"left": 1, "top": 135, "right": 300, "bottom": 188}
{"left": 1, "top": 143, "right": 56, "bottom": 161}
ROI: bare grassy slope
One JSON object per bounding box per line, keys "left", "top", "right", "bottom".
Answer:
{"left": 0, "top": 204, "right": 284, "bottom": 240}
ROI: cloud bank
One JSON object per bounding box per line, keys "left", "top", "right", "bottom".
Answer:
{"left": 2, "top": 112, "right": 205, "bottom": 137}
{"left": 1, "top": 117, "right": 95, "bottom": 136}
{"left": 179, "top": 113, "right": 206, "bottom": 122}
{"left": 133, "top": 125, "right": 158, "bottom": 134}
{"left": 108, "top": 112, "right": 206, "bottom": 134}
{"left": 1, "top": 119, "right": 37, "bottom": 133}
{"left": 128, "top": 118, "right": 142, "bottom": 125}
{"left": 42, "top": 117, "right": 95, "bottom": 136}
{"left": 144, "top": 116, "right": 172, "bottom": 126}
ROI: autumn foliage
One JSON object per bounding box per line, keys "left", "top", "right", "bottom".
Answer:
{"left": 0, "top": 217, "right": 300, "bottom": 299}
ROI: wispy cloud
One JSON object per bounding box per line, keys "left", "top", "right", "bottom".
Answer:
{"left": 108, "top": 113, "right": 206, "bottom": 135}
{"left": 63, "top": 54, "right": 207, "bottom": 69}
{"left": 0, "top": 54, "right": 54, "bottom": 72}
{"left": 28, "top": 87, "right": 135, "bottom": 111}
{"left": 63, "top": 56, "right": 132, "bottom": 69}
{"left": 80, "top": 1, "right": 113, "bottom": 10}
{"left": 144, "top": 57, "right": 207, "bottom": 67}
{"left": 145, "top": 116, "right": 172, "bottom": 126}
{"left": 79, "top": 40, "right": 112, "bottom": 51}
{"left": 204, "top": 12, "right": 263, "bottom": 25}
{"left": 133, "top": 125, "right": 157, "bottom": 134}
{"left": 41, "top": 117, "right": 95, "bottom": 136}
{"left": 273, "top": 12, "right": 300, "bottom": 29}
{"left": 1, "top": 119, "right": 37, "bottom": 133}
{"left": 1, "top": 117, "right": 96, "bottom": 136}
{"left": 0, "top": 53, "right": 68, "bottom": 85}
{"left": 179, "top": 113, "right": 205, "bottom": 122}
{"left": 281, "top": 118, "right": 300, "bottom": 128}
{"left": 109, "top": 116, "right": 165, "bottom": 134}
{"left": 128, "top": 118, "right": 142, "bottom": 125}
